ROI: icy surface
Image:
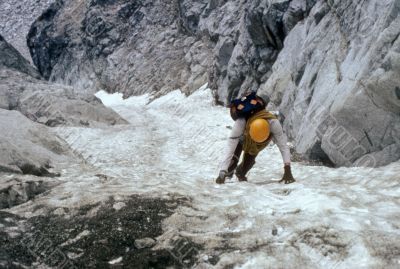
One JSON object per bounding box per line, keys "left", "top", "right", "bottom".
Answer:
{"left": 10, "top": 85, "right": 400, "bottom": 268}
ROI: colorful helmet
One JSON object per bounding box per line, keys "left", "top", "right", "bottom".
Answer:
{"left": 249, "top": 119, "right": 270, "bottom": 143}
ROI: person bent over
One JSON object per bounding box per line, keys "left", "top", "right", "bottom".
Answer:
{"left": 216, "top": 91, "right": 295, "bottom": 184}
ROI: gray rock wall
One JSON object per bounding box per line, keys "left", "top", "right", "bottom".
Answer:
{"left": 27, "top": 0, "right": 315, "bottom": 97}
{"left": 0, "top": 0, "right": 56, "bottom": 61}
{"left": 0, "top": 34, "right": 127, "bottom": 127}
{"left": 0, "top": 35, "right": 41, "bottom": 79}
{"left": 0, "top": 109, "right": 70, "bottom": 176}
{"left": 259, "top": 0, "right": 400, "bottom": 166}
{"left": 27, "top": 0, "right": 211, "bottom": 96}
{"left": 0, "top": 69, "right": 128, "bottom": 127}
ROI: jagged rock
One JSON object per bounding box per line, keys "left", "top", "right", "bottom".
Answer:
{"left": 0, "top": 35, "right": 41, "bottom": 79}
{"left": 0, "top": 35, "right": 128, "bottom": 127}
{"left": 0, "top": 109, "right": 71, "bottom": 176}
{"left": 0, "top": 0, "right": 56, "bottom": 61}
{"left": 27, "top": 0, "right": 312, "bottom": 98}
{"left": 0, "top": 68, "right": 128, "bottom": 127}
{"left": 27, "top": 0, "right": 206, "bottom": 96}
{"left": 259, "top": 0, "right": 400, "bottom": 166}
{"left": 0, "top": 177, "right": 56, "bottom": 209}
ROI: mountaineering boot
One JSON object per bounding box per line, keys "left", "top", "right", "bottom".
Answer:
{"left": 235, "top": 153, "right": 256, "bottom": 182}
{"left": 235, "top": 170, "right": 248, "bottom": 182}
{"left": 216, "top": 170, "right": 227, "bottom": 184}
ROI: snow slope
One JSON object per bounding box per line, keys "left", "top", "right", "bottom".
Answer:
{"left": 10, "top": 85, "right": 400, "bottom": 268}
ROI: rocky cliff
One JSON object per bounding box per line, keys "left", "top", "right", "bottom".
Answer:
{"left": 0, "top": 34, "right": 127, "bottom": 127}
{"left": 0, "top": 0, "right": 56, "bottom": 61}
{"left": 25, "top": 0, "right": 400, "bottom": 167}
{"left": 259, "top": 0, "right": 400, "bottom": 167}
{"left": 0, "top": 35, "right": 41, "bottom": 79}
{"left": 27, "top": 0, "right": 315, "bottom": 96}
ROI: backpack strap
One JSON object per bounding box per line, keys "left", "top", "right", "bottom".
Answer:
{"left": 243, "top": 110, "right": 277, "bottom": 155}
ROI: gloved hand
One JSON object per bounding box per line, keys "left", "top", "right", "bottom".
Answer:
{"left": 279, "top": 165, "right": 295, "bottom": 184}
{"left": 216, "top": 170, "right": 227, "bottom": 184}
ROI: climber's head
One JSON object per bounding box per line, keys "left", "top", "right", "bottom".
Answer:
{"left": 249, "top": 119, "right": 270, "bottom": 143}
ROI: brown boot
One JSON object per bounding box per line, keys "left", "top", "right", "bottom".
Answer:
{"left": 235, "top": 152, "right": 256, "bottom": 182}
{"left": 235, "top": 172, "right": 248, "bottom": 182}
{"left": 216, "top": 170, "right": 227, "bottom": 184}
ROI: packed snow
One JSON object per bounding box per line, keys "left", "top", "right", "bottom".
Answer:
{"left": 9, "top": 85, "right": 400, "bottom": 268}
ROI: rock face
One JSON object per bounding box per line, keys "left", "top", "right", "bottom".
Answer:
{"left": 259, "top": 0, "right": 400, "bottom": 166}
{"left": 0, "top": 0, "right": 56, "bottom": 61}
{"left": 0, "top": 69, "right": 128, "bottom": 127}
{"left": 0, "top": 109, "right": 71, "bottom": 176}
{"left": 0, "top": 178, "right": 55, "bottom": 209}
{"left": 27, "top": 0, "right": 210, "bottom": 96}
{"left": 0, "top": 34, "right": 127, "bottom": 127}
{"left": 0, "top": 35, "right": 41, "bottom": 79}
{"left": 25, "top": 0, "right": 400, "bottom": 166}
{"left": 27, "top": 0, "right": 314, "bottom": 97}
{"left": 0, "top": 36, "right": 71, "bottom": 176}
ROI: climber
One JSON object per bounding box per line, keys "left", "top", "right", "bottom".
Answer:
{"left": 216, "top": 91, "right": 296, "bottom": 184}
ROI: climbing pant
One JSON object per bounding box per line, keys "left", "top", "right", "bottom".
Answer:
{"left": 227, "top": 141, "right": 257, "bottom": 179}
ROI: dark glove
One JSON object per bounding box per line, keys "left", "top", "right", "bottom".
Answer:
{"left": 279, "top": 165, "right": 296, "bottom": 184}
{"left": 216, "top": 170, "right": 227, "bottom": 184}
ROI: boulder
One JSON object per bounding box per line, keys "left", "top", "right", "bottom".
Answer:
{"left": 0, "top": 177, "right": 56, "bottom": 209}
{"left": 0, "top": 68, "right": 128, "bottom": 127}
{"left": 0, "top": 35, "right": 41, "bottom": 79}
{"left": 0, "top": 109, "right": 71, "bottom": 176}
{"left": 0, "top": 34, "right": 128, "bottom": 128}
{"left": 134, "top": 238, "right": 156, "bottom": 249}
